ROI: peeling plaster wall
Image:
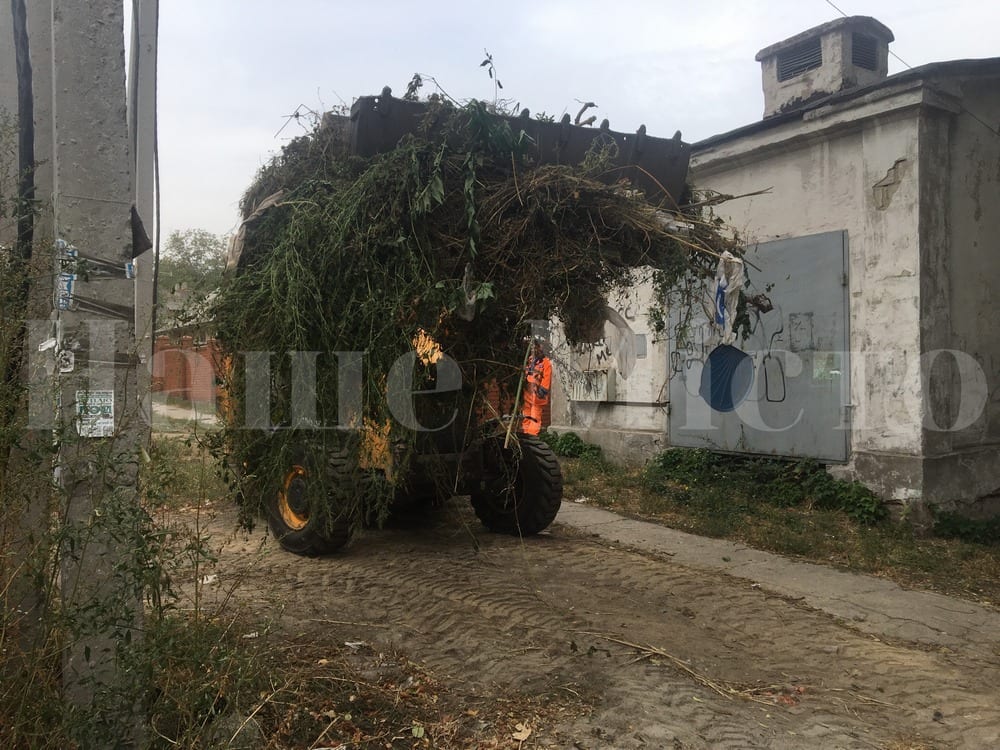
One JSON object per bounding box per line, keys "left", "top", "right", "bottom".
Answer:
{"left": 549, "top": 277, "right": 670, "bottom": 463}
{"left": 760, "top": 35, "right": 845, "bottom": 117}
{"left": 855, "top": 119, "right": 924, "bottom": 460}
{"left": 920, "top": 80, "right": 1000, "bottom": 511}
{"left": 690, "top": 110, "right": 924, "bottom": 473}
{"left": 760, "top": 28, "right": 889, "bottom": 118}
{"left": 551, "top": 102, "right": 929, "bottom": 480}
{"left": 946, "top": 82, "right": 1000, "bottom": 447}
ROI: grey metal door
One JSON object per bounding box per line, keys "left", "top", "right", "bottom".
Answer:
{"left": 668, "top": 231, "right": 850, "bottom": 461}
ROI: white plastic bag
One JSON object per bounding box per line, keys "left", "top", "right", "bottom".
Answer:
{"left": 709, "top": 251, "right": 744, "bottom": 345}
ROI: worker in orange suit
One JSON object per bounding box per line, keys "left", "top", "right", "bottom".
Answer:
{"left": 521, "top": 338, "right": 552, "bottom": 436}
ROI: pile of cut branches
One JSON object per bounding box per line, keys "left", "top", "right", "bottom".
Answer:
{"left": 214, "top": 100, "right": 740, "bottom": 528}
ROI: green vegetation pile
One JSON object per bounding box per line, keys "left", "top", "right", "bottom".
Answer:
{"left": 214, "top": 100, "right": 741, "bottom": 528}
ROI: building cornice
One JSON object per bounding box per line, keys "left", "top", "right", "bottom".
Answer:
{"left": 755, "top": 16, "right": 894, "bottom": 61}
{"left": 692, "top": 59, "right": 999, "bottom": 175}
{"left": 695, "top": 58, "right": 1000, "bottom": 149}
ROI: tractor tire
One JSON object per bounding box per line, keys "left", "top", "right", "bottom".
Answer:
{"left": 471, "top": 435, "right": 563, "bottom": 535}
{"left": 265, "top": 448, "right": 353, "bottom": 556}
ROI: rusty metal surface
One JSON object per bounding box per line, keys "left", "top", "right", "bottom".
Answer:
{"left": 348, "top": 91, "right": 690, "bottom": 205}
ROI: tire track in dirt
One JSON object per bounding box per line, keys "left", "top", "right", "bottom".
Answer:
{"left": 217, "top": 520, "right": 809, "bottom": 747}
{"left": 200, "top": 503, "right": 1000, "bottom": 749}
{"left": 540, "top": 529, "right": 1000, "bottom": 748}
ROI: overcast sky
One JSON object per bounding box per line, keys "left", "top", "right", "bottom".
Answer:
{"left": 154, "top": 0, "right": 999, "bottom": 241}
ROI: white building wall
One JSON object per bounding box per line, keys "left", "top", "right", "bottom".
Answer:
{"left": 691, "top": 106, "right": 924, "bottom": 465}
{"left": 946, "top": 82, "right": 1000, "bottom": 449}
{"left": 549, "top": 75, "right": 999, "bottom": 511}
{"left": 549, "top": 277, "right": 670, "bottom": 461}
{"left": 551, "top": 101, "right": 928, "bottom": 475}
{"left": 916, "top": 80, "right": 1000, "bottom": 510}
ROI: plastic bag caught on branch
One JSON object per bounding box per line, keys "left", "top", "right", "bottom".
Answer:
{"left": 707, "top": 251, "right": 744, "bottom": 345}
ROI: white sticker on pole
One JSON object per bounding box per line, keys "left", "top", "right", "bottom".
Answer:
{"left": 76, "top": 390, "right": 115, "bottom": 437}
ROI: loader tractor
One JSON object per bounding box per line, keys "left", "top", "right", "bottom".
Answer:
{"left": 222, "top": 90, "right": 692, "bottom": 556}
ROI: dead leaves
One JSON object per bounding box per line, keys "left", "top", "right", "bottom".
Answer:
{"left": 512, "top": 722, "right": 533, "bottom": 742}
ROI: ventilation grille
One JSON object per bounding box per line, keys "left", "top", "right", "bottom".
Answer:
{"left": 852, "top": 33, "right": 878, "bottom": 70}
{"left": 776, "top": 37, "right": 823, "bottom": 81}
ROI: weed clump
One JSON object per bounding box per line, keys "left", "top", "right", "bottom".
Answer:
{"left": 541, "top": 430, "right": 602, "bottom": 460}
{"left": 932, "top": 512, "right": 1000, "bottom": 547}
{"left": 643, "top": 448, "right": 888, "bottom": 525}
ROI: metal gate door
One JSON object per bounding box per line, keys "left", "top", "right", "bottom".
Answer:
{"left": 668, "top": 231, "right": 850, "bottom": 461}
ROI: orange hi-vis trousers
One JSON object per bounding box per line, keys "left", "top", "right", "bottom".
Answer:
{"left": 520, "top": 355, "right": 552, "bottom": 435}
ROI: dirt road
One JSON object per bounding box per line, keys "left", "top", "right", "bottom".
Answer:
{"left": 195, "top": 499, "right": 1000, "bottom": 749}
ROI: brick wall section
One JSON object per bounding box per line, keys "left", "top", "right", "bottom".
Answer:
{"left": 188, "top": 339, "right": 220, "bottom": 403}
{"left": 152, "top": 335, "right": 223, "bottom": 407}
{"left": 151, "top": 341, "right": 550, "bottom": 427}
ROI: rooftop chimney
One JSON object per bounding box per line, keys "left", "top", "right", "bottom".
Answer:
{"left": 755, "top": 16, "right": 894, "bottom": 117}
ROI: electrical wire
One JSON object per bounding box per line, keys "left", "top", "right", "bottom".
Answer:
{"left": 820, "top": 0, "right": 914, "bottom": 68}
{"left": 820, "top": 0, "right": 999, "bottom": 136}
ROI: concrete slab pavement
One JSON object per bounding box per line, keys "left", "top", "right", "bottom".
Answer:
{"left": 556, "top": 502, "right": 1000, "bottom": 662}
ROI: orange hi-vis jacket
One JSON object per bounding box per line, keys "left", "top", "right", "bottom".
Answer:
{"left": 521, "top": 355, "right": 552, "bottom": 435}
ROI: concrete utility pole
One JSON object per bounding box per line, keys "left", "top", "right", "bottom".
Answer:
{"left": 49, "top": 0, "right": 149, "bottom": 717}
{"left": 0, "top": 0, "right": 154, "bottom": 731}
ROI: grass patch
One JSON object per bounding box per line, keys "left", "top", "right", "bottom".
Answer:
{"left": 140, "top": 613, "right": 270, "bottom": 748}
{"left": 559, "top": 445, "right": 1000, "bottom": 607}
{"left": 145, "top": 434, "right": 230, "bottom": 509}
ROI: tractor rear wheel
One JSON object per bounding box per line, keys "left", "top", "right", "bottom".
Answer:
{"left": 471, "top": 435, "right": 562, "bottom": 535}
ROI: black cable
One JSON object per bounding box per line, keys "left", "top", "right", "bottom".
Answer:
{"left": 11, "top": 0, "right": 34, "bottom": 262}
{"left": 4, "top": 0, "right": 36, "bottom": 459}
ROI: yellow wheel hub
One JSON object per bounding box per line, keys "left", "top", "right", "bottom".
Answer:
{"left": 278, "top": 465, "right": 309, "bottom": 531}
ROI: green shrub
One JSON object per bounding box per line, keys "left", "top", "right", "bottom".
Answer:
{"left": 642, "top": 448, "right": 723, "bottom": 491}
{"left": 540, "top": 431, "right": 602, "bottom": 460}
{"left": 641, "top": 448, "right": 887, "bottom": 525}
{"left": 933, "top": 512, "right": 1000, "bottom": 547}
